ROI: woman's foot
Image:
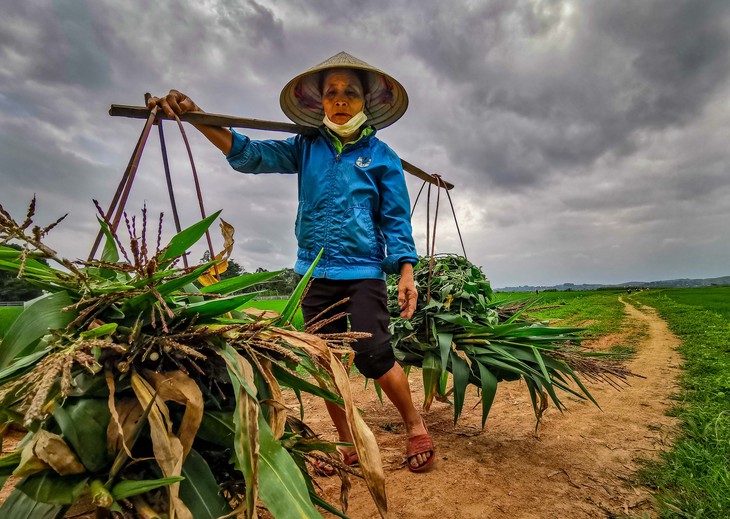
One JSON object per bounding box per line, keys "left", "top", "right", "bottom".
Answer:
{"left": 405, "top": 416, "right": 434, "bottom": 472}
{"left": 338, "top": 446, "right": 359, "bottom": 467}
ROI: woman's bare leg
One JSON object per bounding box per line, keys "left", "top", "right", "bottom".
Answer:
{"left": 376, "top": 363, "right": 431, "bottom": 468}
{"left": 326, "top": 363, "right": 431, "bottom": 468}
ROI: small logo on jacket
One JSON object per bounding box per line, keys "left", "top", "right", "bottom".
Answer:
{"left": 356, "top": 157, "right": 372, "bottom": 168}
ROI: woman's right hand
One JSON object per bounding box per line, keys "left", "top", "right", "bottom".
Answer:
{"left": 146, "top": 90, "right": 233, "bottom": 154}
{"left": 146, "top": 90, "right": 201, "bottom": 118}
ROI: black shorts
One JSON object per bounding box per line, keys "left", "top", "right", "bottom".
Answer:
{"left": 301, "top": 278, "right": 395, "bottom": 379}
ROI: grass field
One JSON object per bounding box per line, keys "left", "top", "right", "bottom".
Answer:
{"left": 0, "top": 306, "right": 23, "bottom": 338}
{"left": 496, "top": 290, "right": 638, "bottom": 353}
{"left": 631, "top": 288, "right": 730, "bottom": 518}
{"left": 240, "top": 299, "right": 304, "bottom": 329}
{"left": 647, "top": 286, "right": 730, "bottom": 319}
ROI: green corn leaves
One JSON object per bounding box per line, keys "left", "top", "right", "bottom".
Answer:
{"left": 0, "top": 206, "right": 369, "bottom": 518}
{"left": 0, "top": 292, "right": 75, "bottom": 370}
{"left": 388, "top": 254, "right": 613, "bottom": 426}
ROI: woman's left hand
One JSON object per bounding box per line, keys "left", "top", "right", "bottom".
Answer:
{"left": 398, "top": 263, "right": 418, "bottom": 319}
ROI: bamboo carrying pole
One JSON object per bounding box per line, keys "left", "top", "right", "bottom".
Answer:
{"left": 109, "top": 105, "right": 455, "bottom": 190}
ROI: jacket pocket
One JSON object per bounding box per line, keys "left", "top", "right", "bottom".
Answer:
{"left": 340, "top": 206, "right": 378, "bottom": 258}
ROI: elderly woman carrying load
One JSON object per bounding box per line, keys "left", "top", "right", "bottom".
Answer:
{"left": 148, "top": 51, "right": 434, "bottom": 473}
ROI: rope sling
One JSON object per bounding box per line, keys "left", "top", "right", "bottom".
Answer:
{"left": 88, "top": 104, "right": 220, "bottom": 279}
{"left": 410, "top": 175, "right": 468, "bottom": 302}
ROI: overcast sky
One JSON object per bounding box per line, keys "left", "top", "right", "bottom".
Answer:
{"left": 2, "top": 0, "right": 729, "bottom": 287}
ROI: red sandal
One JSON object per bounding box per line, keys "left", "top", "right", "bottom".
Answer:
{"left": 407, "top": 418, "right": 435, "bottom": 473}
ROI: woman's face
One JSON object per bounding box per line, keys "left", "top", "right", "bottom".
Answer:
{"left": 321, "top": 69, "right": 365, "bottom": 125}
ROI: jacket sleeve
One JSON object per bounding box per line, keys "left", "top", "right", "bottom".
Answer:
{"left": 378, "top": 147, "right": 419, "bottom": 275}
{"left": 226, "top": 129, "right": 300, "bottom": 174}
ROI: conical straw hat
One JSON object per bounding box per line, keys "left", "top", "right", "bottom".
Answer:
{"left": 280, "top": 51, "right": 408, "bottom": 129}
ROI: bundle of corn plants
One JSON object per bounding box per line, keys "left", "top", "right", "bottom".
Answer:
{"left": 0, "top": 199, "right": 388, "bottom": 519}
{"left": 387, "top": 254, "right": 631, "bottom": 427}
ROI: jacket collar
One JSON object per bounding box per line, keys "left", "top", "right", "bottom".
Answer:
{"left": 318, "top": 125, "right": 376, "bottom": 155}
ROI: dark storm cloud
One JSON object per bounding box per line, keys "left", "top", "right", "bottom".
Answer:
{"left": 400, "top": 0, "right": 730, "bottom": 190}
{"left": 1, "top": 0, "right": 729, "bottom": 286}
{"left": 0, "top": 0, "right": 111, "bottom": 89}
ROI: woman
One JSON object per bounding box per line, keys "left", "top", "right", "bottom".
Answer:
{"left": 148, "top": 51, "right": 434, "bottom": 472}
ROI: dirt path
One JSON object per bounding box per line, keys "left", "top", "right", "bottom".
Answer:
{"left": 310, "top": 298, "right": 683, "bottom": 518}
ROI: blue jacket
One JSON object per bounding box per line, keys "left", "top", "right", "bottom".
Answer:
{"left": 226, "top": 126, "right": 418, "bottom": 280}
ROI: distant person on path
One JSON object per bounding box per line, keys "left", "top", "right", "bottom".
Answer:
{"left": 147, "top": 52, "right": 434, "bottom": 472}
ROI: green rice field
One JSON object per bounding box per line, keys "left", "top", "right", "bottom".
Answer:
{"left": 631, "top": 287, "right": 730, "bottom": 518}
{"left": 496, "top": 289, "right": 629, "bottom": 338}
{"left": 0, "top": 306, "right": 23, "bottom": 339}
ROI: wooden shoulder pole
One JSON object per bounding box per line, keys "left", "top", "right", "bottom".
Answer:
{"left": 109, "top": 105, "right": 455, "bottom": 190}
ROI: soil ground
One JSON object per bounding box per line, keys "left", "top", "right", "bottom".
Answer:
{"left": 309, "top": 298, "right": 683, "bottom": 518}
{"left": 0, "top": 298, "right": 683, "bottom": 518}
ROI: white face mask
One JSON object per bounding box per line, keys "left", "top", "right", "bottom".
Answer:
{"left": 323, "top": 110, "right": 368, "bottom": 138}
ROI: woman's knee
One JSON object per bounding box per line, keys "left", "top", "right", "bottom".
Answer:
{"left": 353, "top": 345, "right": 396, "bottom": 379}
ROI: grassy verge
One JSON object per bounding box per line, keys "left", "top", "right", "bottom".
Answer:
{"left": 0, "top": 306, "right": 23, "bottom": 338}
{"left": 497, "top": 290, "right": 636, "bottom": 352}
{"left": 631, "top": 289, "right": 730, "bottom": 518}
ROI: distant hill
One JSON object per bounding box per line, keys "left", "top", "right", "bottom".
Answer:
{"left": 495, "top": 275, "right": 730, "bottom": 292}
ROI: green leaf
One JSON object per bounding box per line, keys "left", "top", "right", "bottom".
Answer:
{"left": 197, "top": 411, "right": 235, "bottom": 448}
{"left": 111, "top": 476, "right": 185, "bottom": 501}
{"left": 179, "top": 449, "right": 233, "bottom": 518}
{"left": 374, "top": 380, "right": 384, "bottom": 404}
{"left": 220, "top": 345, "right": 259, "bottom": 516}
{"left": 0, "top": 292, "right": 76, "bottom": 370}
{"left": 182, "top": 283, "right": 204, "bottom": 304}
{"left": 278, "top": 248, "right": 323, "bottom": 326}
{"left": 53, "top": 398, "right": 111, "bottom": 473}
{"left": 178, "top": 292, "right": 258, "bottom": 319}
{"left": 437, "top": 332, "right": 453, "bottom": 374}
{"left": 0, "top": 258, "right": 56, "bottom": 278}
{"left": 123, "top": 262, "right": 214, "bottom": 312}
{"left": 79, "top": 323, "right": 117, "bottom": 339}
{"left": 0, "top": 450, "right": 22, "bottom": 477}
{"left": 86, "top": 219, "right": 121, "bottom": 281}
{"left": 156, "top": 261, "right": 215, "bottom": 296}
{"left": 450, "top": 351, "right": 470, "bottom": 424}
{"left": 476, "top": 362, "right": 498, "bottom": 428}
{"left": 200, "top": 270, "right": 283, "bottom": 295}
{"left": 0, "top": 348, "right": 50, "bottom": 385}
{"left": 97, "top": 219, "right": 119, "bottom": 264}
{"left": 0, "top": 487, "right": 67, "bottom": 518}
{"left": 270, "top": 364, "right": 342, "bottom": 404}
{"left": 257, "top": 414, "right": 322, "bottom": 519}
{"left": 309, "top": 492, "right": 349, "bottom": 519}
{"left": 421, "top": 351, "right": 441, "bottom": 408}
{"left": 17, "top": 474, "right": 88, "bottom": 505}
{"left": 159, "top": 210, "right": 222, "bottom": 265}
